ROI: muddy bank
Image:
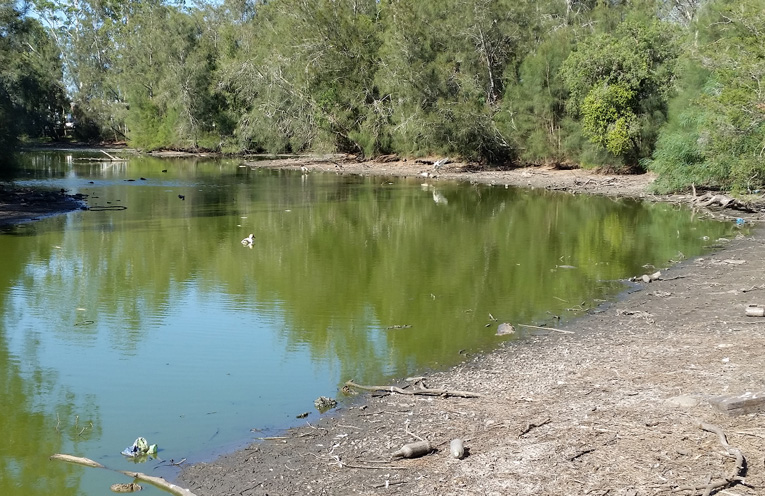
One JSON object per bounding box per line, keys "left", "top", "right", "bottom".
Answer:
{"left": 176, "top": 158, "right": 765, "bottom": 496}
{"left": 0, "top": 186, "right": 86, "bottom": 226}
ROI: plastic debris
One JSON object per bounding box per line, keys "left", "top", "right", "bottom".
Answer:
{"left": 745, "top": 305, "right": 765, "bottom": 317}
{"left": 392, "top": 440, "right": 432, "bottom": 459}
{"left": 450, "top": 438, "right": 466, "bottom": 459}
{"left": 121, "top": 437, "right": 158, "bottom": 459}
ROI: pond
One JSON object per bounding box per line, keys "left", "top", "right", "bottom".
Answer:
{"left": 0, "top": 151, "right": 738, "bottom": 496}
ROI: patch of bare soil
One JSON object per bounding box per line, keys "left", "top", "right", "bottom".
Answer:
{"left": 174, "top": 157, "right": 765, "bottom": 496}
{"left": 0, "top": 186, "right": 86, "bottom": 225}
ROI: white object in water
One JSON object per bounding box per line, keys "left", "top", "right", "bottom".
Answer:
{"left": 241, "top": 234, "right": 254, "bottom": 246}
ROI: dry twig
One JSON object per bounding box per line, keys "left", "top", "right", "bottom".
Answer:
{"left": 516, "top": 323, "right": 574, "bottom": 334}
{"left": 518, "top": 418, "right": 551, "bottom": 438}
{"left": 670, "top": 423, "right": 745, "bottom": 495}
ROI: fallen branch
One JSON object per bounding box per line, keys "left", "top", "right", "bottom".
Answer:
{"left": 100, "top": 150, "right": 124, "bottom": 161}
{"left": 371, "top": 480, "right": 408, "bottom": 488}
{"left": 518, "top": 418, "right": 551, "bottom": 438}
{"left": 672, "top": 423, "right": 745, "bottom": 495}
{"left": 693, "top": 193, "right": 756, "bottom": 213}
{"left": 516, "top": 323, "right": 574, "bottom": 334}
{"left": 50, "top": 454, "right": 197, "bottom": 496}
{"left": 345, "top": 380, "right": 482, "bottom": 398}
{"left": 735, "top": 430, "right": 765, "bottom": 439}
{"left": 569, "top": 448, "right": 594, "bottom": 461}
{"left": 333, "top": 456, "right": 408, "bottom": 470}
{"left": 742, "top": 284, "right": 765, "bottom": 293}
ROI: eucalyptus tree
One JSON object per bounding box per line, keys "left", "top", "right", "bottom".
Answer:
{"left": 30, "top": 0, "right": 226, "bottom": 148}
{"left": 30, "top": 0, "right": 129, "bottom": 140}
{"left": 659, "top": 0, "right": 704, "bottom": 25}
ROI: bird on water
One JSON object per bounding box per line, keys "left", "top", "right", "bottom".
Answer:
{"left": 241, "top": 234, "right": 254, "bottom": 247}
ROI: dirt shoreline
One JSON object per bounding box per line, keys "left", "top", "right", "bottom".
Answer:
{"left": 173, "top": 158, "right": 765, "bottom": 496}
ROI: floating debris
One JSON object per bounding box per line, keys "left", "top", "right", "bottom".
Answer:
{"left": 121, "top": 437, "right": 157, "bottom": 459}
{"left": 630, "top": 271, "right": 661, "bottom": 283}
{"left": 745, "top": 305, "right": 764, "bottom": 317}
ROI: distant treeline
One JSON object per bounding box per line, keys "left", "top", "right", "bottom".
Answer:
{"left": 3, "top": 0, "right": 765, "bottom": 193}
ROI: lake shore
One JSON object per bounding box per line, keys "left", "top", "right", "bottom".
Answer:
{"left": 174, "top": 157, "right": 765, "bottom": 496}
{"left": 3, "top": 155, "right": 765, "bottom": 495}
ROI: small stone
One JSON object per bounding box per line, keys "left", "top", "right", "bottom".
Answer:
{"left": 665, "top": 395, "right": 700, "bottom": 408}
{"left": 313, "top": 396, "right": 337, "bottom": 412}
{"left": 496, "top": 323, "right": 515, "bottom": 336}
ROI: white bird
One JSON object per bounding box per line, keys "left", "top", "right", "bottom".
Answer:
{"left": 433, "top": 157, "right": 450, "bottom": 170}
{"left": 241, "top": 234, "right": 254, "bottom": 247}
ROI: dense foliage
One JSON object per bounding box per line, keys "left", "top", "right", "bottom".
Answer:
{"left": 2, "top": 0, "right": 764, "bottom": 192}
{"left": 0, "top": 0, "right": 67, "bottom": 155}
{"left": 650, "top": 0, "right": 765, "bottom": 192}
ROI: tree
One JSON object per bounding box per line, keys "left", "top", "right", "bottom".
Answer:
{"left": 561, "top": 16, "right": 678, "bottom": 169}
{"left": 651, "top": 0, "right": 765, "bottom": 193}
{"left": 117, "top": 3, "right": 226, "bottom": 150}
{"left": 499, "top": 7, "right": 580, "bottom": 166}
{"left": 31, "top": 0, "right": 127, "bottom": 141}
{"left": 375, "top": 0, "right": 535, "bottom": 162}
{"left": 0, "top": 0, "right": 68, "bottom": 155}
{"left": 217, "top": 0, "right": 382, "bottom": 155}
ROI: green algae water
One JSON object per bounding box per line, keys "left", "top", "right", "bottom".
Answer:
{"left": 0, "top": 151, "right": 739, "bottom": 496}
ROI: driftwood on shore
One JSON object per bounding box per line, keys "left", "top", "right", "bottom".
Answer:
{"left": 670, "top": 424, "right": 745, "bottom": 495}
{"left": 50, "top": 454, "right": 198, "bottom": 496}
{"left": 691, "top": 191, "right": 757, "bottom": 214}
{"left": 344, "top": 380, "right": 482, "bottom": 398}
{"left": 516, "top": 323, "right": 574, "bottom": 334}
